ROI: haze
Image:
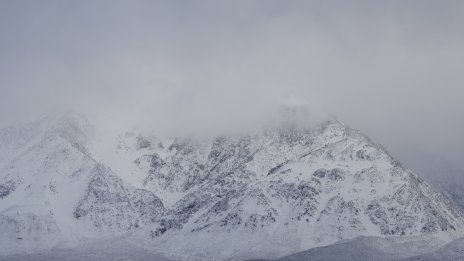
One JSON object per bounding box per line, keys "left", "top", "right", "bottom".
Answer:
{"left": 1, "top": 0, "right": 463, "bottom": 181}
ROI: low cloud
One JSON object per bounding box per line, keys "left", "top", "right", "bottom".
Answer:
{"left": 1, "top": 1, "right": 464, "bottom": 176}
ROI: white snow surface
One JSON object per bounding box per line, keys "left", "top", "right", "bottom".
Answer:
{"left": 1, "top": 111, "right": 464, "bottom": 260}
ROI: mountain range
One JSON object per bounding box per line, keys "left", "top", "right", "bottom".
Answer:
{"left": 1, "top": 110, "right": 463, "bottom": 260}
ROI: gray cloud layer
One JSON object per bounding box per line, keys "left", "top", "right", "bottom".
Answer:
{"left": 1, "top": 1, "right": 464, "bottom": 177}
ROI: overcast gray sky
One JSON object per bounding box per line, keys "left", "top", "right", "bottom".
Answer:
{"left": 1, "top": 0, "right": 464, "bottom": 177}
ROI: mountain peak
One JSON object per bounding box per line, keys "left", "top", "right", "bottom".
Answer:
{"left": 273, "top": 103, "right": 332, "bottom": 132}
{"left": 1, "top": 112, "right": 464, "bottom": 261}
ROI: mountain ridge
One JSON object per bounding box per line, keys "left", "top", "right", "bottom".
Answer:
{"left": 0, "top": 111, "right": 463, "bottom": 260}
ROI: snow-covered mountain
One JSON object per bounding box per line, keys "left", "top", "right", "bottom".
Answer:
{"left": 1, "top": 110, "right": 464, "bottom": 260}
{"left": 402, "top": 152, "right": 464, "bottom": 210}
{"left": 0, "top": 112, "right": 165, "bottom": 255}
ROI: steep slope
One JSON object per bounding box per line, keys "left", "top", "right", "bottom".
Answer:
{"left": 111, "top": 119, "right": 464, "bottom": 260}
{"left": 0, "top": 115, "right": 52, "bottom": 169}
{"left": 404, "top": 153, "right": 464, "bottom": 210}
{"left": 1, "top": 111, "right": 464, "bottom": 260}
{"left": 0, "top": 113, "right": 165, "bottom": 255}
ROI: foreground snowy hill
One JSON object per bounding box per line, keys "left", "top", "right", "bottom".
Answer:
{"left": 6, "top": 235, "right": 464, "bottom": 261}
{"left": 1, "top": 110, "right": 464, "bottom": 260}
{"left": 248, "top": 237, "right": 406, "bottom": 261}
{"left": 250, "top": 235, "right": 464, "bottom": 261}
{"left": 401, "top": 237, "right": 464, "bottom": 261}
{"left": 4, "top": 237, "right": 173, "bottom": 261}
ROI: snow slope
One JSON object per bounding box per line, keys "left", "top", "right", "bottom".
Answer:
{"left": 0, "top": 112, "right": 165, "bottom": 255}
{"left": 124, "top": 119, "right": 464, "bottom": 260}
{"left": 3, "top": 237, "right": 174, "bottom": 261}
{"left": 401, "top": 237, "right": 464, "bottom": 261}
{"left": 248, "top": 234, "right": 459, "bottom": 261}
{"left": 0, "top": 110, "right": 463, "bottom": 260}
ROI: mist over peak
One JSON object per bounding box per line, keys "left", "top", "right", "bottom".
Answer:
{"left": 2, "top": 3, "right": 464, "bottom": 260}
{"left": 1, "top": 0, "right": 464, "bottom": 222}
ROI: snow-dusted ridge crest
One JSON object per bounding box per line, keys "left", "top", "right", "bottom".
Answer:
{"left": 1, "top": 111, "right": 464, "bottom": 260}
